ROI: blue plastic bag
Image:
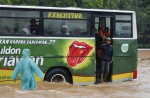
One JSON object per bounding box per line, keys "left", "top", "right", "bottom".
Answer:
{"left": 11, "top": 49, "right": 44, "bottom": 90}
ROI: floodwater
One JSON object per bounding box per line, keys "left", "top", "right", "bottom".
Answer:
{"left": 0, "top": 50, "right": 150, "bottom": 98}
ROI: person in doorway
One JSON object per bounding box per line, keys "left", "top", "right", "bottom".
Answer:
{"left": 98, "top": 26, "right": 104, "bottom": 42}
{"left": 95, "top": 27, "right": 103, "bottom": 84}
{"left": 30, "top": 19, "right": 39, "bottom": 35}
{"left": 98, "top": 26, "right": 111, "bottom": 42}
{"left": 11, "top": 49, "right": 44, "bottom": 90}
{"left": 99, "top": 37, "right": 113, "bottom": 83}
{"left": 104, "top": 27, "right": 111, "bottom": 37}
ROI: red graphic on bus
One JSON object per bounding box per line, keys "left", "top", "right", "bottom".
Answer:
{"left": 67, "top": 41, "right": 93, "bottom": 67}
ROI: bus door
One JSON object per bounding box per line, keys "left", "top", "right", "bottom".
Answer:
{"left": 93, "top": 14, "right": 115, "bottom": 83}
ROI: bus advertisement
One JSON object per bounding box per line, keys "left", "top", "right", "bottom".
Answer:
{"left": 0, "top": 37, "right": 95, "bottom": 84}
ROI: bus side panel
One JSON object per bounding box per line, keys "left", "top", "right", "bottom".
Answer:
{"left": 0, "top": 37, "right": 95, "bottom": 84}
{"left": 112, "top": 39, "right": 137, "bottom": 82}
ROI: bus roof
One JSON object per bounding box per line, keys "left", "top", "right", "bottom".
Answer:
{"left": 0, "top": 5, "right": 135, "bottom": 14}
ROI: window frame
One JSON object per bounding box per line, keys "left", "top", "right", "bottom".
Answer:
{"left": 114, "top": 13, "right": 133, "bottom": 38}
{"left": 43, "top": 18, "right": 91, "bottom": 37}
{"left": 0, "top": 9, "right": 41, "bottom": 36}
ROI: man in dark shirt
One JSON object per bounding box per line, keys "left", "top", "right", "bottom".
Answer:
{"left": 30, "top": 19, "right": 39, "bottom": 35}
{"left": 99, "top": 37, "right": 113, "bottom": 83}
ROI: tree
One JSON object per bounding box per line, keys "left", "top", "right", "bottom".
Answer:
{"left": 102, "top": 0, "right": 120, "bottom": 9}
{"left": 0, "top": 0, "right": 11, "bottom": 4}
{"left": 38, "top": 0, "right": 76, "bottom": 7}
{"left": 138, "top": 0, "right": 150, "bottom": 34}
{"left": 74, "top": 0, "right": 103, "bottom": 9}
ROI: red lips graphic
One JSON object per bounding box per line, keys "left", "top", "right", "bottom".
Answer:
{"left": 67, "top": 41, "right": 93, "bottom": 67}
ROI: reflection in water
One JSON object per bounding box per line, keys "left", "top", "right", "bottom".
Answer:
{"left": 1, "top": 51, "right": 150, "bottom": 98}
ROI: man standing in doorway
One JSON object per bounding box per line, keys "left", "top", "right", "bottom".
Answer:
{"left": 99, "top": 37, "right": 113, "bottom": 83}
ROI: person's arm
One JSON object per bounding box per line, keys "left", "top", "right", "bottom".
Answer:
{"left": 110, "top": 45, "right": 113, "bottom": 64}
{"left": 30, "top": 59, "right": 44, "bottom": 79}
{"left": 11, "top": 62, "right": 20, "bottom": 81}
{"left": 99, "top": 44, "right": 104, "bottom": 50}
{"left": 98, "top": 29, "right": 104, "bottom": 38}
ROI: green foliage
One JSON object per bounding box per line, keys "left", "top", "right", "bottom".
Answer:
{"left": 0, "top": 0, "right": 11, "bottom": 4}
{"left": 37, "top": 0, "right": 76, "bottom": 7}
{"left": 74, "top": 0, "right": 103, "bottom": 8}
{"left": 12, "top": 0, "right": 39, "bottom": 5}
{"left": 137, "top": 0, "right": 150, "bottom": 34}
{"left": 102, "top": 0, "right": 120, "bottom": 9}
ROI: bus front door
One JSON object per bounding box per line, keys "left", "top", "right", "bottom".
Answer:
{"left": 94, "top": 15, "right": 114, "bottom": 83}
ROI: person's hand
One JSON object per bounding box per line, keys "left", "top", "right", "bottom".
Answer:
{"left": 110, "top": 60, "right": 113, "bottom": 64}
{"left": 103, "top": 36, "right": 106, "bottom": 41}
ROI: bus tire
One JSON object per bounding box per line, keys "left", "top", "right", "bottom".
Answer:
{"left": 46, "top": 68, "right": 72, "bottom": 84}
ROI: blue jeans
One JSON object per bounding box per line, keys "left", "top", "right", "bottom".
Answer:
{"left": 100, "top": 59, "right": 110, "bottom": 74}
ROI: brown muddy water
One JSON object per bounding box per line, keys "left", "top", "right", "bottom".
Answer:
{"left": 0, "top": 50, "right": 150, "bottom": 98}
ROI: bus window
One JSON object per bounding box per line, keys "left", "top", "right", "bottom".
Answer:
{"left": 114, "top": 14, "right": 132, "bottom": 38}
{"left": 43, "top": 11, "right": 91, "bottom": 37}
{"left": 0, "top": 18, "right": 28, "bottom": 35}
{"left": 115, "top": 22, "right": 132, "bottom": 38}
{"left": 94, "top": 17, "right": 112, "bottom": 37}
{"left": 115, "top": 15, "right": 131, "bottom": 21}
{"left": 0, "top": 10, "right": 40, "bottom": 36}
{"left": 0, "top": 18, "right": 40, "bottom": 36}
{"left": 44, "top": 19, "right": 90, "bottom": 36}
{"left": 30, "top": 18, "right": 40, "bottom": 35}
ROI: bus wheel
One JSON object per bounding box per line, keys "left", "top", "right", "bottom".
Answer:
{"left": 46, "top": 68, "right": 71, "bottom": 83}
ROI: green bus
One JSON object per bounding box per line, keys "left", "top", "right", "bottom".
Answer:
{"left": 0, "top": 5, "right": 137, "bottom": 85}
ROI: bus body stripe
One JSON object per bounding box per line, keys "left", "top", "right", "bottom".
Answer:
{"left": 112, "top": 72, "right": 133, "bottom": 81}
{"left": 73, "top": 76, "right": 95, "bottom": 83}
